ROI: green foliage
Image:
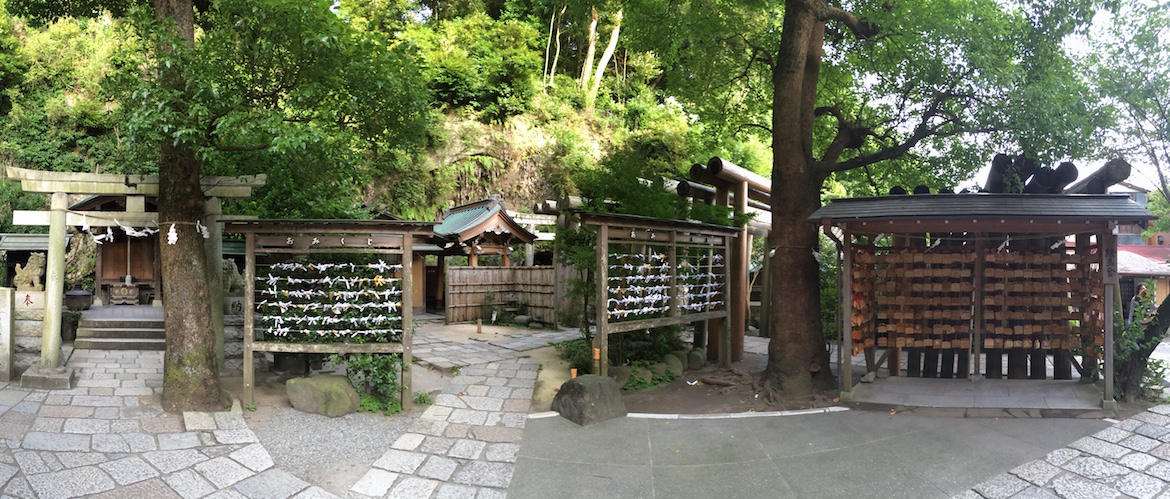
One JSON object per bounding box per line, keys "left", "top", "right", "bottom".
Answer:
{"left": 359, "top": 393, "right": 402, "bottom": 415}
{"left": 0, "top": 180, "right": 45, "bottom": 233}
{"left": 413, "top": 391, "right": 434, "bottom": 406}
{"left": 623, "top": 360, "right": 678, "bottom": 391}
{"left": 113, "top": 0, "right": 430, "bottom": 219}
{"left": 1113, "top": 279, "right": 1165, "bottom": 402}
{"left": 818, "top": 235, "right": 840, "bottom": 343}
{"left": 0, "top": 14, "right": 138, "bottom": 173}
{"left": 1144, "top": 358, "right": 1169, "bottom": 402}
{"left": 609, "top": 326, "right": 684, "bottom": 367}
{"left": 5, "top": 0, "right": 139, "bottom": 26}
{"left": 0, "top": 0, "right": 28, "bottom": 116}
{"left": 550, "top": 337, "right": 593, "bottom": 373}
{"left": 1145, "top": 190, "right": 1170, "bottom": 238}
{"left": 1091, "top": 2, "right": 1170, "bottom": 205}
{"left": 405, "top": 13, "right": 540, "bottom": 123}
{"left": 332, "top": 353, "right": 403, "bottom": 415}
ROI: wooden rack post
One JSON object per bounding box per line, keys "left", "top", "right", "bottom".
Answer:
{"left": 841, "top": 230, "right": 853, "bottom": 398}
{"left": 231, "top": 220, "right": 433, "bottom": 410}
{"left": 585, "top": 213, "right": 738, "bottom": 376}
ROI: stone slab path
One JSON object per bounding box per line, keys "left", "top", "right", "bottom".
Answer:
{"left": 0, "top": 349, "right": 338, "bottom": 499}
{"left": 0, "top": 322, "right": 571, "bottom": 498}
{"left": 963, "top": 404, "right": 1170, "bottom": 498}
{"left": 349, "top": 358, "right": 538, "bottom": 498}
{"left": 412, "top": 328, "right": 578, "bottom": 371}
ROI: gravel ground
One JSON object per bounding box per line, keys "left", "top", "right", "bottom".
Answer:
{"left": 248, "top": 402, "right": 425, "bottom": 495}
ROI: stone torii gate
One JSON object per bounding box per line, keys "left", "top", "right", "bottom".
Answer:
{"left": 6, "top": 166, "right": 265, "bottom": 387}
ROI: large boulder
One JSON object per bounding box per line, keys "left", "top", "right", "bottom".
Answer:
{"left": 608, "top": 366, "right": 632, "bottom": 389}
{"left": 670, "top": 349, "right": 689, "bottom": 371}
{"left": 662, "top": 354, "right": 683, "bottom": 375}
{"left": 687, "top": 349, "right": 707, "bottom": 370}
{"left": 514, "top": 315, "right": 533, "bottom": 326}
{"left": 632, "top": 366, "right": 653, "bottom": 386}
{"left": 286, "top": 375, "right": 360, "bottom": 417}
{"left": 551, "top": 375, "right": 626, "bottom": 426}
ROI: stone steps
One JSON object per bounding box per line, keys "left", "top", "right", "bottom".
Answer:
{"left": 73, "top": 337, "right": 166, "bottom": 350}
{"left": 75, "top": 318, "right": 165, "bottom": 350}
{"left": 76, "top": 327, "right": 166, "bottom": 339}
{"left": 78, "top": 318, "right": 164, "bottom": 329}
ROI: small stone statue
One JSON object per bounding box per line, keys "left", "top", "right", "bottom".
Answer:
{"left": 222, "top": 258, "right": 245, "bottom": 295}
{"left": 13, "top": 253, "right": 46, "bottom": 291}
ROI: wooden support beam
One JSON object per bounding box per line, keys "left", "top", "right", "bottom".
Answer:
{"left": 1103, "top": 226, "right": 1118, "bottom": 410}
{"left": 595, "top": 224, "right": 609, "bottom": 377}
{"left": 243, "top": 232, "right": 256, "bottom": 406}
{"left": 6, "top": 166, "right": 266, "bottom": 198}
{"left": 841, "top": 230, "right": 854, "bottom": 398}
{"left": 14, "top": 211, "right": 160, "bottom": 227}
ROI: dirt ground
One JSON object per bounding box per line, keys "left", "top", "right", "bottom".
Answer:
{"left": 618, "top": 352, "right": 839, "bottom": 414}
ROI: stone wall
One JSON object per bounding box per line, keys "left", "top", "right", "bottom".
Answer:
{"left": 13, "top": 290, "right": 45, "bottom": 373}
{"left": 222, "top": 314, "right": 268, "bottom": 375}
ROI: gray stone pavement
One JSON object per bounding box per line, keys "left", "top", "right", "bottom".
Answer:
{"left": 412, "top": 328, "right": 579, "bottom": 371}
{"left": 0, "top": 349, "right": 337, "bottom": 499}
{"left": 510, "top": 409, "right": 1112, "bottom": 499}
{"left": 10, "top": 324, "right": 1170, "bottom": 498}
{"left": 350, "top": 357, "right": 537, "bottom": 498}
{"left": 0, "top": 321, "right": 571, "bottom": 498}
{"left": 961, "top": 404, "right": 1170, "bottom": 498}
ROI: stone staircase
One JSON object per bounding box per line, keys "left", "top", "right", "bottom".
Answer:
{"left": 75, "top": 316, "right": 165, "bottom": 350}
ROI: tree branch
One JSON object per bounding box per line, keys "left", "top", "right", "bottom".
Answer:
{"left": 821, "top": 6, "right": 878, "bottom": 40}
{"left": 815, "top": 106, "right": 854, "bottom": 164}
{"left": 816, "top": 93, "right": 996, "bottom": 174}
{"left": 734, "top": 122, "right": 773, "bottom": 136}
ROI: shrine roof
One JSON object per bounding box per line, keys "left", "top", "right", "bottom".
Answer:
{"left": 0, "top": 233, "right": 69, "bottom": 252}
{"left": 433, "top": 197, "right": 536, "bottom": 245}
{"left": 809, "top": 193, "right": 1153, "bottom": 234}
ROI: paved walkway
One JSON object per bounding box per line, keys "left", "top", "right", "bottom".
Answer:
{"left": 8, "top": 324, "right": 1170, "bottom": 498}
{"left": 961, "top": 405, "right": 1170, "bottom": 498}
{"left": 0, "top": 349, "right": 330, "bottom": 499}
{"left": 0, "top": 321, "right": 571, "bottom": 498}
{"left": 348, "top": 358, "right": 538, "bottom": 498}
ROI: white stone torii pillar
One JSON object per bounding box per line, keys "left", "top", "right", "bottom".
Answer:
{"left": 5, "top": 167, "right": 265, "bottom": 387}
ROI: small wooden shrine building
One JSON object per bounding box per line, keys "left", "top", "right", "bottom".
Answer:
{"left": 431, "top": 196, "right": 536, "bottom": 266}
{"left": 69, "top": 195, "right": 160, "bottom": 305}
{"left": 810, "top": 193, "right": 1153, "bottom": 409}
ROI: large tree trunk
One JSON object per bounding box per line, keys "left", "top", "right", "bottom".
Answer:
{"left": 764, "top": 0, "right": 836, "bottom": 399}
{"left": 549, "top": 5, "right": 566, "bottom": 88}
{"left": 153, "top": 0, "right": 223, "bottom": 412}
{"left": 579, "top": 7, "right": 598, "bottom": 90}
{"left": 585, "top": 9, "right": 621, "bottom": 108}
{"left": 542, "top": 5, "right": 556, "bottom": 89}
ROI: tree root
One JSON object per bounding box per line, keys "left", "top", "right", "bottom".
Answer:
{"left": 699, "top": 368, "right": 760, "bottom": 394}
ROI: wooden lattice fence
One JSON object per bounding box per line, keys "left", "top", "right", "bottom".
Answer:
{"left": 445, "top": 266, "right": 557, "bottom": 325}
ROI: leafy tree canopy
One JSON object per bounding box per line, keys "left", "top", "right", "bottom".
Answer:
{"left": 1091, "top": 1, "right": 1170, "bottom": 203}
{"left": 403, "top": 13, "right": 540, "bottom": 124}
{"left": 623, "top": 0, "right": 1109, "bottom": 197}
{"left": 113, "top": 0, "right": 430, "bottom": 219}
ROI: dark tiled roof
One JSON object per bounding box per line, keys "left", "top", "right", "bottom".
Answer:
{"left": 0, "top": 234, "right": 69, "bottom": 252}
{"left": 432, "top": 197, "right": 536, "bottom": 244}
{"left": 433, "top": 203, "right": 495, "bottom": 238}
{"left": 809, "top": 193, "right": 1153, "bottom": 225}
